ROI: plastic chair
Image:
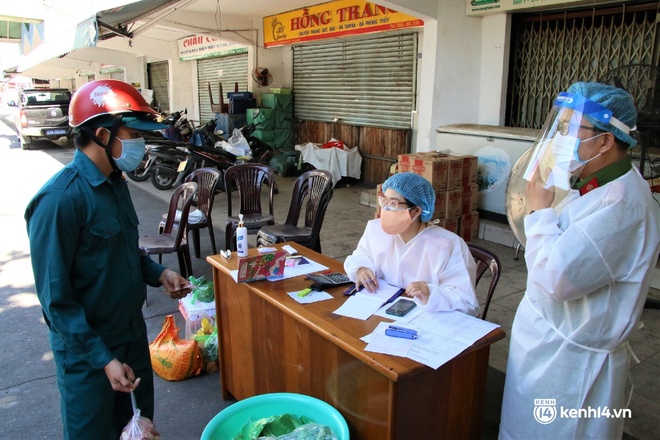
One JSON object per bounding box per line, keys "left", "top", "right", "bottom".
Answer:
{"left": 184, "top": 167, "right": 221, "bottom": 258}
{"left": 468, "top": 244, "right": 501, "bottom": 321}
{"left": 139, "top": 182, "right": 197, "bottom": 278}
{"left": 257, "top": 169, "right": 333, "bottom": 253}
{"left": 224, "top": 163, "right": 276, "bottom": 251}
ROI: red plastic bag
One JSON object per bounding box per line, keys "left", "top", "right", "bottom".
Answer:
{"left": 321, "top": 139, "right": 345, "bottom": 149}
{"left": 120, "top": 391, "right": 161, "bottom": 440}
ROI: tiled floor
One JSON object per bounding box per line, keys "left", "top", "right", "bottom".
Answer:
{"left": 131, "top": 173, "right": 660, "bottom": 440}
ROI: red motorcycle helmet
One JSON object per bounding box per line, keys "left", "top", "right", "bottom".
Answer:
{"left": 69, "top": 79, "right": 159, "bottom": 127}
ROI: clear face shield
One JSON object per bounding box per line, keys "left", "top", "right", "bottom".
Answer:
{"left": 505, "top": 92, "right": 616, "bottom": 247}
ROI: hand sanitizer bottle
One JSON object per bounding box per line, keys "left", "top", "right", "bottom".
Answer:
{"left": 236, "top": 213, "right": 248, "bottom": 257}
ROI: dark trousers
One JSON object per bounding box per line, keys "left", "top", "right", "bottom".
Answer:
{"left": 53, "top": 336, "right": 154, "bottom": 440}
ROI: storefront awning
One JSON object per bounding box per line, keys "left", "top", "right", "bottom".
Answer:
{"left": 16, "top": 0, "right": 192, "bottom": 72}
{"left": 17, "top": 16, "right": 98, "bottom": 72}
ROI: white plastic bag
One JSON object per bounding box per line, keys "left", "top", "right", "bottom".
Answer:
{"left": 226, "top": 128, "right": 252, "bottom": 158}
{"left": 120, "top": 391, "right": 161, "bottom": 440}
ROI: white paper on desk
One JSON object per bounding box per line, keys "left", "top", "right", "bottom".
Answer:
{"left": 362, "top": 321, "right": 469, "bottom": 369}
{"left": 269, "top": 258, "right": 329, "bottom": 281}
{"left": 408, "top": 311, "right": 500, "bottom": 346}
{"left": 406, "top": 332, "right": 471, "bottom": 369}
{"left": 287, "top": 289, "right": 333, "bottom": 304}
{"left": 364, "top": 322, "right": 415, "bottom": 357}
{"left": 333, "top": 280, "right": 401, "bottom": 320}
{"left": 373, "top": 297, "right": 424, "bottom": 322}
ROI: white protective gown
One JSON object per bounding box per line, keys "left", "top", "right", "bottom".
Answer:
{"left": 499, "top": 168, "right": 660, "bottom": 440}
{"left": 343, "top": 219, "right": 479, "bottom": 316}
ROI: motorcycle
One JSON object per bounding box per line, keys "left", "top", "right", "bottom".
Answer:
{"left": 126, "top": 110, "right": 194, "bottom": 189}
{"left": 171, "top": 121, "right": 278, "bottom": 192}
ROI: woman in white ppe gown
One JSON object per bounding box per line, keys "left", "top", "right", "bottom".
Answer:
{"left": 344, "top": 172, "right": 479, "bottom": 315}
{"left": 499, "top": 82, "right": 660, "bottom": 440}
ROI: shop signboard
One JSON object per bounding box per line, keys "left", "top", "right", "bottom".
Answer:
{"left": 177, "top": 35, "right": 248, "bottom": 61}
{"left": 466, "top": 0, "right": 586, "bottom": 16}
{"left": 263, "top": 0, "right": 423, "bottom": 48}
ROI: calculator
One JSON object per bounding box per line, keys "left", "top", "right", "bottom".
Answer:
{"left": 306, "top": 272, "right": 353, "bottom": 287}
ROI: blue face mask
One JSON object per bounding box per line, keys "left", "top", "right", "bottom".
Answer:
{"left": 113, "top": 137, "right": 146, "bottom": 172}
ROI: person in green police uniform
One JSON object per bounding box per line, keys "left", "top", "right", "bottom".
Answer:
{"left": 25, "top": 80, "right": 192, "bottom": 440}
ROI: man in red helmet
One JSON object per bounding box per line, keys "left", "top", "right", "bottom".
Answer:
{"left": 24, "top": 80, "right": 191, "bottom": 439}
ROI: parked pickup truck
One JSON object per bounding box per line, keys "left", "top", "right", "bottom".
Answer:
{"left": 12, "top": 88, "right": 72, "bottom": 150}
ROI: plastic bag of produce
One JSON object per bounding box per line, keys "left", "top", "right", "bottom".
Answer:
{"left": 189, "top": 275, "right": 214, "bottom": 303}
{"left": 120, "top": 391, "right": 161, "bottom": 440}
{"left": 194, "top": 318, "right": 218, "bottom": 373}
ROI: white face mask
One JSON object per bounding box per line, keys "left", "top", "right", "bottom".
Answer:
{"left": 551, "top": 132, "right": 603, "bottom": 173}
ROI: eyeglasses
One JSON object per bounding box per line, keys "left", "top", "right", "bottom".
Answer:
{"left": 557, "top": 120, "right": 605, "bottom": 136}
{"left": 378, "top": 196, "right": 411, "bottom": 212}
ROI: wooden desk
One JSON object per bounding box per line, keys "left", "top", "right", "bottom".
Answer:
{"left": 207, "top": 243, "right": 505, "bottom": 439}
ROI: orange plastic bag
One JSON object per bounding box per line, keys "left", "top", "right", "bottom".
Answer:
{"left": 149, "top": 315, "right": 203, "bottom": 381}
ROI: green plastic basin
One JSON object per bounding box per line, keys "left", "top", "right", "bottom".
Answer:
{"left": 201, "top": 392, "right": 350, "bottom": 440}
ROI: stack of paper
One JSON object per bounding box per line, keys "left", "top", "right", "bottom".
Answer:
{"left": 363, "top": 310, "right": 500, "bottom": 369}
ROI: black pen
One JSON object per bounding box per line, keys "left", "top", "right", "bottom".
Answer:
{"left": 384, "top": 288, "right": 406, "bottom": 305}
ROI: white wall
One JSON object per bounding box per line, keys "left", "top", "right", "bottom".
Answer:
{"left": 419, "top": 0, "right": 483, "bottom": 152}
{"left": 479, "top": 13, "right": 511, "bottom": 125}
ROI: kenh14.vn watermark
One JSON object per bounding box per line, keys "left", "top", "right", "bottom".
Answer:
{"left": 534, "top": 399, "right": 631, "bottom": 424}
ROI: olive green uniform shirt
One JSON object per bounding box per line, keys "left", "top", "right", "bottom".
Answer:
{"left": 25, "top": 149, "right": 165, "bottom": 370}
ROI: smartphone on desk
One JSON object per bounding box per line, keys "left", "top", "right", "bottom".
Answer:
{"left": 385, "top": 299, "right": 417, "bottom": 317}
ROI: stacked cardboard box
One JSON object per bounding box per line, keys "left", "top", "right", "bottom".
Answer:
{"left": 397, "top": 152, "right": 479, "bottom": 242}
{"left": 247, "top": 93, "right": 294, "bottom": 149}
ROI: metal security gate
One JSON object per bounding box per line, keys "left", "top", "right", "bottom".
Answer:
{"left": 293, "top": 32, "right": 418, "bottom": 130}
{"left": 148, "top": 61, "right": 170, "bottom": 113}
{"left": 507, "top": 2, "right": 660, "bottom": 129}
{"left": 197, "top": 54, "right": 248, "bottom": 124}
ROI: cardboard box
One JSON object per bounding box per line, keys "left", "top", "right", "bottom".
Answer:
{"left": 462, "top": 183, "right": 479, "bottom": 215}
{"left": 375, "top": 184, "right": 384, "bottom": 218}
{"left": 398, "top": 153, "right": 448, "bottom": 191}
{"left": 454, "top": 154, "right": 478, "bottom": 186}
{"left": 178, "top": 294, "right": 216, "bottom": 340}
{"left": 459, "top": 211, "right": 480, "bottom": 242}
{"left": 432, "top": 190, "right": 446, "bottom": 221}
{"left": 442, "top": 217, "right": 459, "bottom": 234}
{"left": 445, "top": 188, "right": 463, "bottom": 220}
{"left": 443, "top": 156, "right": 464, "bottom": 191}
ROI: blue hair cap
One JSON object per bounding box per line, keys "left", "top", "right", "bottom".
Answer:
{"left": 382, "top": 172, "right": 435, "bottom": 222}
{"left": 567, "top": 81, "right": 637, "bottom": 147}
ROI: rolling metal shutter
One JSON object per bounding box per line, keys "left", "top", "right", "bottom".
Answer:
{"left": 147, "top": 61, "right": 170, "bottom": 113}
{"left": 197, "top": 54, "right": 248, "bottom": 124}
{"left": 507, "top": 2, "right": 660, "bottom": 129}
{"left": 293, "top": 32, "right": 418, "bottom": 130}
{"left": 109, "top": 69, "right": 126, "bottom": 82}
